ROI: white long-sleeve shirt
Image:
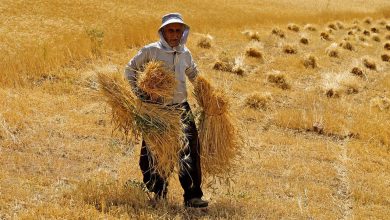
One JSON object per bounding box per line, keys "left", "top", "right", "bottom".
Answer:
{"left": 124, "top": 25, "right": 198, "bottom": 104}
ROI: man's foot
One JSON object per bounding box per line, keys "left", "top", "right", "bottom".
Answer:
{"left": 184, "top": 198, "right": 208, "bottom": 208}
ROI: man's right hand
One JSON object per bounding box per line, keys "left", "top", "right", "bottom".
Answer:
{"left": 134, "top": 88, "right": 163, "bottom": 104}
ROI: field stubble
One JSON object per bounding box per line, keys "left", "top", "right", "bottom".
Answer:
{"left": 1, "top": 0, "right": 390, "bottom": 219}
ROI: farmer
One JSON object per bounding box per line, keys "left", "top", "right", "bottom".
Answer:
{"left": 124, "top": 13, "right": 208, "bottom": 208}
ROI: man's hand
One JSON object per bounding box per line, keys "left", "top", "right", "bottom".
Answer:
{"left": 134, "top": 87, "right": 163, "bottom": 104}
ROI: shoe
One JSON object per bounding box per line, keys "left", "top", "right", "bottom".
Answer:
{"left": 184, "top": 198, "right": 208, "bottom": 208}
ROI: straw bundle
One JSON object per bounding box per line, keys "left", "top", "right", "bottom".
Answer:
{"left": 283, "top": 44, "right": 297, "bottom": 54}
{"left": 384, "top": 42, "right": 390, "bottom": 50}
{"left": 339, "top": 40, "right": 354, "bottom": 51}
{"left": 325, "top": 43, "right": 340, "bottom": 58}
{"left": 362, "top": 57, "right": 377, "bottom": 70}
{"left": 244, "top": 92, "right": 272, "bottom": 110}
{"left": 371, "top": 27, "right": 379, "bottom": 33}
{"left": 351, "top": 67, "right": 364, "bottom": 77}
{"left": 355, "top": 26, "right": 362, "bottom": 32}
{"left": 322, "top": 72, "right": 361, "bottom": 98}
{"left": 363, "top": 30, "right": 371, "bottom": 36}
{"left": 378, "top": 19, "right": 387, "bottom": 26}
{"left": 325, "top": 27, "right": 333, "bottom": 34}
{"left": 197, "top": 34, "right": 213, "bottom": 48}
{"left": 266, "top": 70, "right": 290, "bottom": 90}
{"left": 336, "top": 21, "right": 345, "bottom": 29}
{"left": 327, "top": 23, "right": 338, "bottom": 30}
{"left": 303, "top": 54, "right": 317, "bottom": 68}
{"left": 213, "top": 60, "right": 233, "bottom": 72}
{"left": 287, "top": 23, "right": 300, "bottom": 32}
{"left": 320, "top": 32, "right": 332, "bottom": 41}
{"left": 304, "top": 24, "right": 317, "bottom": 31}
{"left": 271, "top": 28, "right": 285, "bottom": 38}
{"left": 193, "top": 76, "right": 240, "bottom": 179}
{"left": 97, "top": 72, "right": 185, "bottom": 178}
{"left": 371, "top": 34, "right": 381, "bottom": 42}
{"left": 246, "top": 47, "right": 263, "bottom": 58}
{"left": 359, "top": 36, "right": 367, "bottom": 42}
{"left": 242, "top": 30, "right": 261, "bottom": 41}
{"left": 300, "top": 37, "right": 309, "bottom": 45}
{"left": 363, "top": 17, "right": 372, "bottom": 25}
{"left": 382, "top": 54, "right": 390, "bottom": 62}
{"left": 137, "top": 61, "right": 176, "bottom": 102}
{"left": 214, "top": 55, "right": 245, "bottom": 76}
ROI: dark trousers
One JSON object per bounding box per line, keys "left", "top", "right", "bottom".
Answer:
{"left": 139, "top": 102, "right": 203, "bottom": 201}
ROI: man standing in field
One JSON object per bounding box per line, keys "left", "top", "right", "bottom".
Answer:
{"left": 124, "top": 13, "right": 208, "bottom": 208}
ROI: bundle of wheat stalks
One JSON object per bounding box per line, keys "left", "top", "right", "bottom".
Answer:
{"left": 97, "top": 67, "right": 183, "bottom": 178}
{"left": 194, "top": 76, "right": 240, "bottom": 179}
{"left": 137, "top": 61, "right": 176, "bottom": 102}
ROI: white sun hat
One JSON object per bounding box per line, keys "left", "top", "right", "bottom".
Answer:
{"left": 159, "top": 13, "right": 189, "bottom": 30}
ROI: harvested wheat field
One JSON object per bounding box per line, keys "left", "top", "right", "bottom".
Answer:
{"left": 1, "top": 0, "right": 390, "bottom": 219}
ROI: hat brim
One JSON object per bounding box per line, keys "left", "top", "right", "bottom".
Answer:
{"left": 159, "top": 18, "right": 188, "bottom": 30}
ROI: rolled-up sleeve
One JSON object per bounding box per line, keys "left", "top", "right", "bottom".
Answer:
{"left": 185, "top": 52, "right": 199, "bottom": 82}
{"left": 124, "top": 47, "right": 148, "bottom": 90}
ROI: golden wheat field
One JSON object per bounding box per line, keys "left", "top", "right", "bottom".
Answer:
{"left": 1, "top": 0, "right": 390, "bottom": 219}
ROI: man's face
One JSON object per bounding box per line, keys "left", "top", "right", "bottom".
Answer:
{"left": 162, "top": 23, "right": 184, "bottom": 47}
